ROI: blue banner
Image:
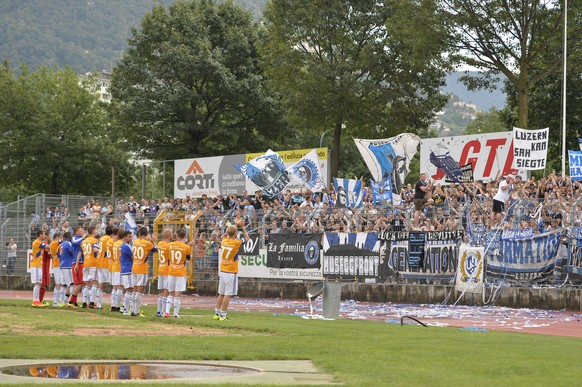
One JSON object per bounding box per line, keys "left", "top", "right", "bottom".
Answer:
{"left": 333, "top": 178, "right": 363, "bottom": 208}
{"left": 569, "top": 150, "right": 582, "bottom": 181}
{"left": 370, "top": 177, "right": 392, "bottom": 206}
{"left": 486, "top": 229, "right": 564, "bottom": 283}
{"left": 234, "top": 150, "right": 290, "bottom": 198}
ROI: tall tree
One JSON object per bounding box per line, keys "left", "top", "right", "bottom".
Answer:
{"left": 260, "top": 0, "right": 450, "bottom": 179}
{"left": 0, "top": 62, "right": 134, "bottom": 198}
{"left": 441, "top": 0, "right": 566, "bottom": 128}
{"left": 110, "top": 0, "right": 286, "bottom": 161}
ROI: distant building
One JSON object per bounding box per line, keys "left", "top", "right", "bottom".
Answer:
{"left": 79, "top": 70, "right": 112, "bottom": 102}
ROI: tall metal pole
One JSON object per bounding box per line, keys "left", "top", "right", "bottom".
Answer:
{"left": 141, "top": 163, "right": 146, "bottom": 200}
{"left": 162, "top": 161, "right": 166, "bottom": 198}
{"left": 111, "top": 166, "right": 115, "bottom": 203}
{"left": 561, "top": 0, "right": 568, "bottom": 177}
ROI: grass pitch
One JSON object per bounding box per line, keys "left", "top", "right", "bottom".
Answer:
{"left": 0, "top": 299, "right": 581, "bottom": 386}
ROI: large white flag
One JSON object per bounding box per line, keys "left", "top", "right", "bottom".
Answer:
{"left": 287, "top": 149, "right": 325, "bottom": 191}
{"left": 455, "top": 244, "right": 484, "bottom": 294}
{"left": 512, "top": 127, "right": 548, "bottom": 170}
{"left": 354, "top": 134, "right": 420, "bottom": 203}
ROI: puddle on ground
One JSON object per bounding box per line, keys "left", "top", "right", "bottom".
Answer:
{"left": 1, "top": 362, "right": 259, "bottom": 380}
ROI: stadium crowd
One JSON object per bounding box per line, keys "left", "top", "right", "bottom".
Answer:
{"left": 19, "top": 171, "right": 582, "bottom": 314}
{"left": 28, "top": 171, "right": 580, "bottom": 245}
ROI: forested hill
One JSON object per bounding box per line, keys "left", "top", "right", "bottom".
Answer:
{"left": 0, "top": 0, "right": 266, "bottom": 72}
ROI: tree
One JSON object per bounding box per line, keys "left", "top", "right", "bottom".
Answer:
{"left": 441, "top": 0, "right": 566, "bottom": 129}
{"left": 260, "top": 0, "right": 450, "bottom": 179}
{"left": 465, "top": 108, "right": 508, "bottom": 134}
{"left": 110, "top": 0, "right": 286, "bottom": 161}
{"left": 0, "top": 62, "right": 134, "bottom": 199}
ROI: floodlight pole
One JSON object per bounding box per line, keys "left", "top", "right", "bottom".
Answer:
{"left": 561, "top": 0, "right": 567, "bottom": 177}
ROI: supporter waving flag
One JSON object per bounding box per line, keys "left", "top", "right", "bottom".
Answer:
{"left": 354, "top": 134, "right": 420, "bottom": 204}
{"left": 370, "top": 177, "right": 392, "bottom": 206}
{"left": 333, "top": 178, "right": 363, "bottom": 208}
{"left": 234, "top": 149, "right": 290, "bottom": 198}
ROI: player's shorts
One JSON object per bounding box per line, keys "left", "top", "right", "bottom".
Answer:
{"left": 166, "top": 276, "right": 186, "bottom": 293}
{"left": 218, "top": 271, "right": 238, "bottom": 296}
{"left": 131, "top": 273, "right": 148, "bottom": 287}
{"left": 97, "top": 268, "right": 110, "bottom": 284}
{"left": 157, "top": 275, "right": 168, "bottom": 291}
{"left": 83, "top": 267, "right": 97, "bottom": 282}
{"left": 52, "top": 267, "right": 62, "bottom": 285}
{"left": 30, "top": 267, "right": 42, "bottom": 284}
{"left": 111, "top": 271, "right": 121, "bottom": 287}
{"left": 60, "top": 268, "right": 73, "bottom": 286}
{"left": 121, "top": 274, "right": 133, "bottom": 289}
{"left": 72, "top": 263, "right": 84, "bottom": 285}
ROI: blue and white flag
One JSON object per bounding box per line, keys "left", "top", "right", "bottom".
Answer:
{"left": 485, "top": 228, "right": 564, "bottom": 283}
{"left": 354, "top": 134, "right": 420, "bottom": 204}
{"left": 288, "top": 149, "right": 324, "bottom": 191}
{"left": 124, "top": 212, "right": 138, "bottom": 235}
{"left": 333, "top": 178, "right": 363, "bottom": 208}
{"left": 578, "top": 138, "right": 582, "bottom": 152}
{"left": 569, "top": 150, "right": 582, "bottom": 181}
{"left": 234, "top": 150, "right": 290, "bottom": 198}
{"left": 370, "top": 177, "right": 392, "bottom": 206}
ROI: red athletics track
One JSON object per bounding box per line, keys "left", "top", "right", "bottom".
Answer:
{"left": 2, "top": 290, "right": 581, "bottom": 338}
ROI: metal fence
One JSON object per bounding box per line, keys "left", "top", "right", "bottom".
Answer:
{"left": 1, "top": 192, "right": 578, "bottom": 287}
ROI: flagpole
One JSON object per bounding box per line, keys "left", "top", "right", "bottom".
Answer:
{"left": 561, "top": 0, "right": 567, "bottom": 177}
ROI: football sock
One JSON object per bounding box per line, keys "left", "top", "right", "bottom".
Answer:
{"left": 124, "top": 292, "right": 132, "bottom": 311}
{"left": 82, "top": 286, "right": 89, "bottom": 304}
{"left": 174, "top": 297, "right": 181, "bottom": 316}
{"left": 166, "top": 296, "right": 174, "bottom": 315}
{"left": 33, "top": 285, "right": 40, "bottom": 302}
{"left": 90, "top": 285, "right": 97, "bottom": 303}
{"left": 158, "top": 297, "right": 166, "bottom": 314}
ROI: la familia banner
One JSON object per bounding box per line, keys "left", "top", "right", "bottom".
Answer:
{"left": 512, "top": 127, "right": 549, "bottom": 170}
{"left": 322, "top": 232, "right": 381, "bottom": 279}
{"left": 485, "top": 228, "right": 564, "bottom": 283}
{"left": 267, "top": 233, "right": 323, "bottom": 269}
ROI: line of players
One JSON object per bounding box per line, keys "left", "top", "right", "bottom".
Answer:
{"left": 30, "top": 225, "right": 193, "bottom": 318}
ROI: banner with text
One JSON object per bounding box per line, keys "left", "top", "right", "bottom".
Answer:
{"left": 322, "top": 233, "right": 381, "bottom": 279}
{"left": 239, "top": 248, "right": 323, "bottom": 280}
{"left": 568, "top": 150, "right": 582, "bottom": 181}
{"left": 485, "top": 228, "right": 564, "bottom": 283}
{"left": 455, "top": 244, "right": 484, "bottom": 294}
{"left": 267, "top": 233, "right": 323, "bottom": 269}
{"left": 378, "top": 230, "right": 463, "bottom": 279}
{"left": 420, "top": 132, "right": 523, "bottom": 185}
{"left": 512, "top": 127, "right": 548, "bottom": 170}
{"left": 174, "top": 148, "right": 328, "bottom": 198}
